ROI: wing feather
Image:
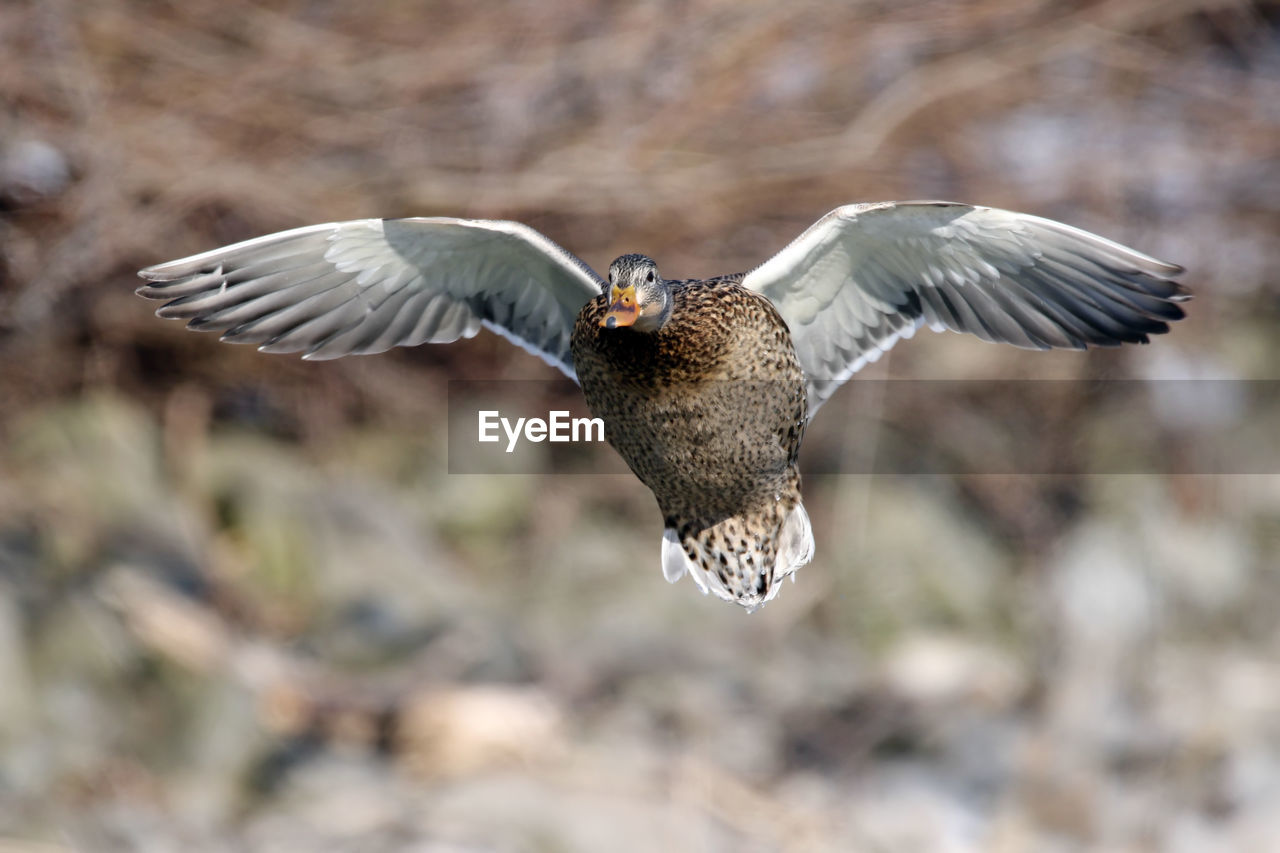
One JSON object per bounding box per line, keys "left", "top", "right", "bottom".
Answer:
{"left": 743, "top": 202, "right": 1188, "bottom": 415}
{"left": 138, "top": 217, "right": 604, "bottom": 379}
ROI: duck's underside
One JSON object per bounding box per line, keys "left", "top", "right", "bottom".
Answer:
{"left": 572, "top": 280, "right": 814, "bottom": 610}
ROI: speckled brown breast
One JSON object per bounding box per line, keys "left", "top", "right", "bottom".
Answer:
{"left": 570, "top": 277, "right": 807, "bottom": 535}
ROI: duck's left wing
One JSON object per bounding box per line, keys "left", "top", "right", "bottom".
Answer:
{"left": 138, "top": 218, "right": 604, "bottom": 379}
{"left": 742, "top": 201, "right": 1189, "bottom": 416}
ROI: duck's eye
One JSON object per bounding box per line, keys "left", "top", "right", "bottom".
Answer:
{"left": 646, "top": 271, "right": 655, "bottom": 283}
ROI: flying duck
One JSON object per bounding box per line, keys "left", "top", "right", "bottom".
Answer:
{"left": 137, "top": 201, "right": 1188, "bottom": 611}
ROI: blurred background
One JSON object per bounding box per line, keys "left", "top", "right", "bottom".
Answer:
{"left": 2, "top": 0, "right": 1278, "bottom": 850}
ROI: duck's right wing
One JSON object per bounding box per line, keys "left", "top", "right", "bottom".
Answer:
{"left": 137, "top": 217, "right": 605, "bottom": 380}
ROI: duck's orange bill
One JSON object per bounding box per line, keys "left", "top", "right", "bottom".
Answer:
{"left": 601, "top": 284, "right": 639, "bottom": 329}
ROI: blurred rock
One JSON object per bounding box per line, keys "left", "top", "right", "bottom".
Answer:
{"left": 396, "top": 685, "right": 563, "bottom": 779}
{"left": 0, "top": 139, "right": 70, "bottom": 203}
{"left": 879, "top": 632, "right": 1024, "bottom": 710}
{"left": 1045, "top": 521, "right": 1157, "bottom": 742}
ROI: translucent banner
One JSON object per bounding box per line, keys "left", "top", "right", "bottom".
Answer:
{"left": 446, "top": 380, "right": 1278, "bottom": 475}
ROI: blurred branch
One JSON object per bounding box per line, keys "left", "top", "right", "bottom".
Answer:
{"left": 400, "top": 0, "right": 1251, "bottom": 223}
{"left": 837, "top": 0, "right": 1250, "bottom": 162}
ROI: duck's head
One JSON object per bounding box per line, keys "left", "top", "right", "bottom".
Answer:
{"left": 601, "top": 254, "right": 672, "bottom": 332}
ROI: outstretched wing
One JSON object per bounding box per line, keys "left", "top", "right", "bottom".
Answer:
{"left": 137, "top": 217, "right": 605, "bottom": 379}
{"left": 742, "top": 201, "right": 1189, "bottom": 415}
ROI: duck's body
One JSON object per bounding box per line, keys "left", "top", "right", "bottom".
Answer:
{"left": 572, "top": 275, "right": 810, "bottom": 608}
{"left": 137, "top": 201, "right": 1190, "bottom": 611}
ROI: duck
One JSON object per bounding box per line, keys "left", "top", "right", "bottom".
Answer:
{"left": 137, "top": 201, "right": 1189, "bottom": 611}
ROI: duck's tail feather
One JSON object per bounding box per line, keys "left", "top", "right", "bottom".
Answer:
{"left": 660, "top": 500, "right": 814, "bottom": 612}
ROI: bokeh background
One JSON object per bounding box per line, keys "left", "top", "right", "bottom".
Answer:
{"left": 2, "top": 1, "right": 1279, "bottom": 850}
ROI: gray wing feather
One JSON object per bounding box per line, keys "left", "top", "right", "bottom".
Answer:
{"left": 742, "top": 201, "right": 1188, "bottom": 415}
{"left": 137, "top": 218, "right": 604, "bottom": 379}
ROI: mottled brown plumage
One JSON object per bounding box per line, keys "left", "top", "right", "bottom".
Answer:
{"left": 572, "top": 270, "right": 810, "bottom": 609}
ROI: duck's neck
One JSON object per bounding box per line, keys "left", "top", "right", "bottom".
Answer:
{"left": 632, "top": 284, "right": 674, "bottom": 333}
